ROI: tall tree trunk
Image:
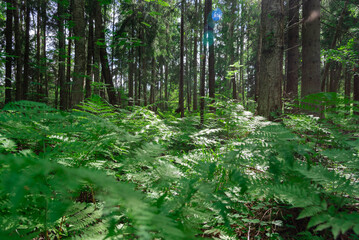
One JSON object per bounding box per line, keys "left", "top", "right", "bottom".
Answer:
{"left": 354, "top": 69, "right": 359, "bottom": 115}
{"left": 179, "top": 0, "right": 185, "bottom": 117}
{"left": 193, "top": 33, "right": 198, "bottom": 111}
{"left": 128, "top": 47, "right": 134, "bottom": 106}
{"left": 187, "top": 30, "right": 191, "bottom": 111}
{"left": 164, "top": 23, "right": 169, "bottom": 110}
{"left": 192, "top": 0, "right": 198, "bottom": 111}
{"left": 85, "top": 6, "right": 94, "bottom": 99}
{"left": 301, "top": 0, "right": 321, "bottom": 99}
{"left": 228, "top": 0, "right": 237, "bottom": 100}
{"left": 150, "top": 57, "right": 155, "bottom": 108}
{"left": 93, "top": 1, "right": 100, "bottom": 95}
{"left": 23, "top": 0, "right": 30, "bottom": 100}
{"left": 95, "top": 0, "right": 117, "bottom": 104}
{"left": 71, "top": 0, "right": 86, "bottom": 107}
{"left": 207, "top": 0, "right": 215, "bottom": 111}
{"left": 329, "top": 62, "right": 342, "bottom": 93}
{"left": 255, "top": 26, "right": 262, "bottom": 102}
{"left": 41, "top": 0, "right": 48, "bottom": 99}
{"left": 344, "top": 68, "right": 351, "bottom": 110}
{"left": 200, "top": 0, "right": 207, "bottom": 124}
{"left": 159, "top": 61, "right": 163, "bottom": 110}
{"left": 137, "top": 47, "right": 141, "bottom": 106}
{"left": 66, "top": 29, "right": 72, "bottom": 109}
{"left": 5, "top": 0, "right": 13, "bottom": 104}
{"left": 165, "top": 62, "right": 168, "bottom": 110}
{"left": 257, "top": 0, "right": 284, "bottom": 120}
{"left": 58, "top": 0, "right": 66, "bottom": 110}
{"left": 36, "top": 0, "right": 41, "bottom": 101}
{"left": 240, "top": 1, "right": 245, "bottom": 105}
{"left": 321, "top": 0, "right": 349, "bottom": 92}
{"left": 143, "top": 58, "right": 147, "bottom": 107}
{"left": 14, "top": 0, "right": 22, "bottom": 101}
{"left": 193, "top": 4, "right": 198, "bottom": 111}
{"left": 286, "top": 0, "right": 299, "bottom": 99}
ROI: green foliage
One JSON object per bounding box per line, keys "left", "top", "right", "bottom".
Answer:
{"left": 0, "top": 97, "right": 358, "bottom": 239}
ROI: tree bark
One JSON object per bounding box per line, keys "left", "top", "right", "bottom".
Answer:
{"left": 354, "top": 67, "right": 359, "bottom": 115}
{"left": 192, "top": 0, "right": 198, "bottom": 110}
{"left": 36, "top": 0, "right": 41, "bottom": 101}
{"left": 23, "top": 0, "right": 30, "bottom": 100}
{"left": 207, "top": 0, "right": 215, "bottom": 112}
{"left": 239, "top": 0, "right": 245, "bottom": 105}
{"left": 228, "top": 0, "right": 237, "bottom": 100}
{"left": 5, "top": 0, "right": 13, "bottom": 104}
{"left": 14, "top": 0, "right": 22, "bottom": 101}
{"left": 85, "top": 5, "right": 94, "bottom": 99}
{"left": 93, "top": 0, "right": 100, "bottom": 95}
{"left": 200, "top": 0, "right": 208, "bottom": 124}
{"left": 58, "top": 0, "right": 66, "bottom": 110}
{"left": 94, "top": 0, "right": 117, "bottom": 105}
{"left": 71, "top": 0, "right": 86, "bottom": 107}
{"left": 165, "top": 62, "right": 168, "bottom": 110}
{"left": 286, "top": 0, "right": 299, "bottom": 99}
{"left": 301, "top": 0, "right": 321, "bottom": 98}
{"left": 257, "top": 0, "right": 284, "bottom": 120}
{"left": 41, "top": 0, "right": 48, "bottom": 99}
{"left": 128, "top": 47, "right": 134, "bottom": 106}
{"left": 179, "top": 0, "right": 185, "bottom": 117}
{"left": 321, "top": 0, "right": 348, "bottom": 92}
{"left": 150, "top": 57, "right": 155, "bottom": 108}
{"left": 66, "top": 28, "right": 72, "bottom": 109}
{"left": 344, "top": 68, "right": 351, "bottom": 110}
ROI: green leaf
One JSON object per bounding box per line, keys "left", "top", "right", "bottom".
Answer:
{"left": 141, "top": 21, "right": 151, "bottom": 27}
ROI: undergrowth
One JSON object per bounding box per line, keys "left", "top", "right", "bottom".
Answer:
{"left": 0, "top": 95, "right": 358, "bottom": 239}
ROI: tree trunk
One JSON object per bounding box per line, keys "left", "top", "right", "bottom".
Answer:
{"left": 321, "top": 0, "right": 349, "bottom": 92}
{"left": 353, "top": 67, "right": 359, "bottom": 115}
{"left": 36, "top": 0, "right": 41, "bottom": 101}
{"left": 165, "top": 62, "right": 168, "bottom": 110}
{"left": 5, "top": 0, "right": 13, "bottom": 104}
{"left": 286, "top": 0, "right": 299, "bottom": 99}
{"left": 85, "top": 6, "right": 94, "bottom": 99}
{"left": 344, "top": 68, "right": 351, "bottom": 110}
{"left": 239, "top": 1, "right": 245, "bottom": 105}
{"left": 93, "top": 1, "right": 100, "bottom": 95}
{"left": 186, "top": 30, "right": 191, "bottom": 111}
{"left": 228, "top": 0, "right": 237, "bottom": 100}
{"left": 23, "top": 0, "right": 30, "bottom": 100}
{"left": 14, "top": 0, "right": 22, "bottom": 101}
{"left": 58, "top": 0, "right": 66, "bottom": 110}
{"left": 207, "top": 0, "right": 215, "bottom": 112}
{"left": 329, "top": 62, "right": 342, "bottom": 93}
{"left": 95, "top": 0, "right": 117, "bottom": 105}
{"left": 71, "top": 0, "right": 86, "bottom": 107}
{"left": 137, "top": 46, "right": 141, "bottom": 106}
{"left": 41, "top": 0, "right": 48, "bottom": 99}
{"left": 143, "top": 58, "right": 147, "bottom": 107}
{"left": 128, "top": 47, "right": 134, "bottom": 106}
{"left": 301, "top": 0, "right": 321, "bottom": 98}
{"left": 192, "top": 0, "right": 198, "bottom": 110}
{"left": 179, "top": 0, "right": 185, "bottom": 117}
{"left": 66, "top": 29, "right": 72, "bottom": 109}
{"left": 257, "top": 0, "right": 284, "bottom": 120}
{"left": 200, "top": 0, "right": 207, "bottom": 124}
{"left": 150, "top": 58, "right": 155, "bottom": 108}
{"left": 255, "top": 26, "right": 262, "bottom": 102}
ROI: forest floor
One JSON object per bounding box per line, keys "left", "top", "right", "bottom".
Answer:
{"left": 0, "top": 97, "right": 358, "bottom": 239}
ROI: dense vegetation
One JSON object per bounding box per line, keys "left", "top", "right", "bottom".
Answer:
{"left": 0, "top": 96, "right": 358, "bottom": 239}
{"left": 1, "top": 0, "right": 359, "bottom": 239}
